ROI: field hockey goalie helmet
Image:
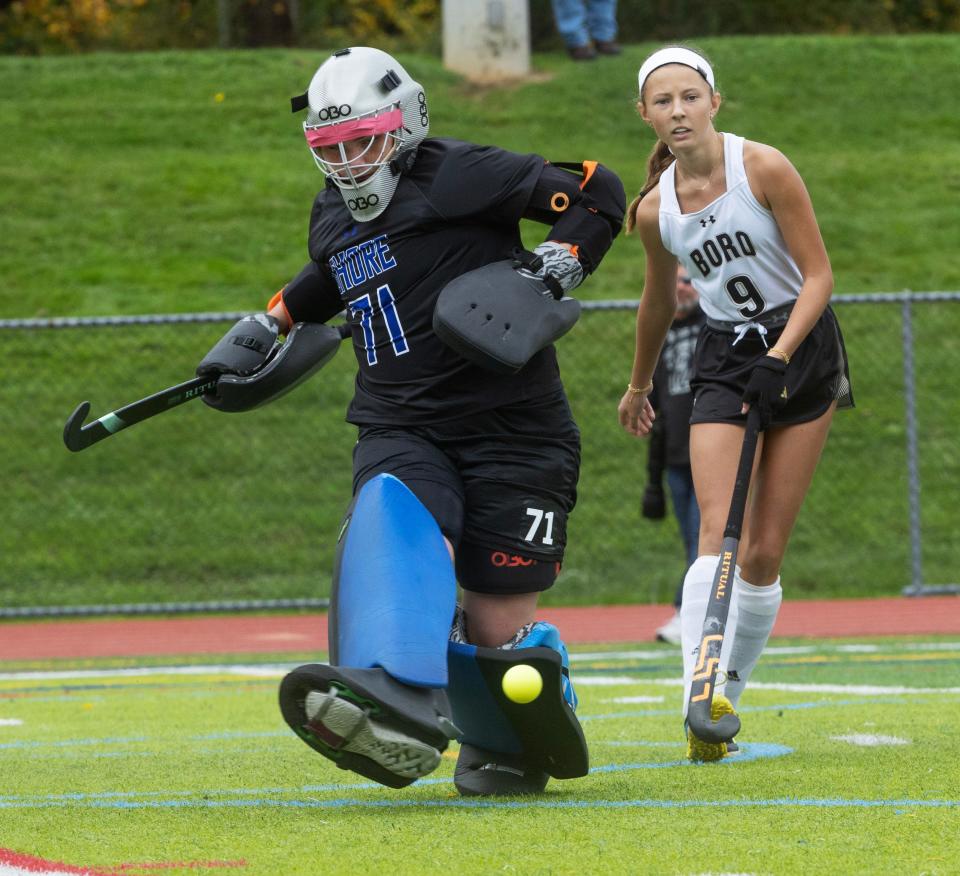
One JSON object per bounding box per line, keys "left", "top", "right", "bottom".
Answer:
{"left": 293, "top": 47, "right": 429, "bottom": 222}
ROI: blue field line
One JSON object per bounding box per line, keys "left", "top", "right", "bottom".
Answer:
{"left": 0, "top": 744, "right": 793, "bottom": 809}
{"left": 192, "top": 730, "right": 289, "bottom": 740}
{"left": 0, "top": 679, "right": 277, "bottom": 697}
{"left": 0, "top": 730, "right": 289, "bottom": 752}
{"left": 0, "top": 734, "right": 148, "bottom": 750}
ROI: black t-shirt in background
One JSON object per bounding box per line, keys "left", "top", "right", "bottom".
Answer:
{"left": 651, "top": 306, "right": 705, "bottom": 468}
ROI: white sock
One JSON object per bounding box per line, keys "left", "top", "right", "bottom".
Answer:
{"left": 723, "top": 573, "right": 783, "bottom": 708}
{"left": 680, "top": 555, "right": 724, "bottom": 718}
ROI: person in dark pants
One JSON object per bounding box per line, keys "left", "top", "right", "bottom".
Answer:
{"left": 198, "top": 47, "right": 625, "bottom": 796}
{"left": 643, "top": 266, "right": 704, "bottom": 645}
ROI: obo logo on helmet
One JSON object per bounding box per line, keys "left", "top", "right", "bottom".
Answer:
{"left": 348, "top": 195, "right": 380, "bottom": 211}
{"left": 317, "top": 103, "right": 352, "bottom": 121}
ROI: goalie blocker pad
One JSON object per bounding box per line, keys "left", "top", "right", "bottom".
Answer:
{"left": 433, "top": 258, "right": 581, "bottom": 374}
{"left": 446, "top": 641, "right": 589, "bottom": 779}
{"left": 203, "top": 321, "right": 345, "bottom": 412}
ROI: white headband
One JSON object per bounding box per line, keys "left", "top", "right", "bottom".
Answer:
{"left": 638, "top": 47, "right": 715, "bottom": 95}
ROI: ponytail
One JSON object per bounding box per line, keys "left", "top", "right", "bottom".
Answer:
{"left": 625, "top": 139, "right": 675, "bottom": 233}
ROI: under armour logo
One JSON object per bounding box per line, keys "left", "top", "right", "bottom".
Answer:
{"left": 699, "top": 215, "right": 716, "bottom": 227}
{"left": 341, "top": 225, "right": 359, "bottom": 240}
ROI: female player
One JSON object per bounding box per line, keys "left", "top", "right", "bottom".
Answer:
{"left": 198, "top": 47, "right": 625, "bottom": 794}
{"left": 617, "top": 45, "right": 852, "bottom": 760}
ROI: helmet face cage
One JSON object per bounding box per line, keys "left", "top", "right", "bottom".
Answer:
{"left": 304, "top": 105, "right": 403, "bottom": 190}
{"left": 300, "top": 48, "right": 429, "bottom": 221}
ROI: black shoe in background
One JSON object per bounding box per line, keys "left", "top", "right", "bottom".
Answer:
{"left": 595, "top": 40, "right": 621, "bottom": 55}
{"left": 568, "top": 43, "right": 597, "bottom": 61}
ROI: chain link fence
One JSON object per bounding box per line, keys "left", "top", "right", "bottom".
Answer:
{"left": 2, "top": 294, "right": 957, "bottom": 615}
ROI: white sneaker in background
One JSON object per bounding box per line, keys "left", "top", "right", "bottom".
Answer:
{"left": 655, "top": 611, "right": 683, "bottom": 645}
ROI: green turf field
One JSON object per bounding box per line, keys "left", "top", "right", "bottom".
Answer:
{"left": 2, "top": 636, "right": 958, "bottom": 875}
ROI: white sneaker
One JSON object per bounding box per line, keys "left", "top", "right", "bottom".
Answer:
{"left": 304, "top": 689, "right": 441, "bottom": 780}
{"left": 655, "top": 611, "right": 683, "bottom": 645}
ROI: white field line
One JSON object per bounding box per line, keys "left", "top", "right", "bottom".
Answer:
{"left": 587, "top": 676, "right": 960, "bottom": 696}
{"left": 0, "top": 664, "right": 293, "bottom": 682}
{"left": 570, "top": 646, "right": 818, "bottom": 660}
{"left": 572, "top": 642, "right": 960, "bottom": 662}
{"left": 0, "top": 640, "right": 957, "bottom": 685}
{"left": 831, "top": 734, "right": 911, "bottom": 746}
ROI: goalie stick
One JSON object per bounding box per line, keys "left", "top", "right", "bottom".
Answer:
{"left": 63, "top": 322, "right": 351, "bottom": 452}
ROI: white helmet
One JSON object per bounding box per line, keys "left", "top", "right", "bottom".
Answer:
{"left": 294, "top": 47, "right": 429, "bottom": 222}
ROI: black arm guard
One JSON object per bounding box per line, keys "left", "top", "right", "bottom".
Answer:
{"left": 524, "top": 162, "right": 626, "bottom": 274}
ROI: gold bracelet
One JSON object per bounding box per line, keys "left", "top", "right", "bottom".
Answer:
{"left": 768, "top": 347, "right": 791, "bottom": 365}
{"left": 627, "top": 380, "right": 653, "bottom": 395}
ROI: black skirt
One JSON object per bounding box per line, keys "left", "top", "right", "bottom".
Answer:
{"left": 689, "top": 306, "right": 854, "bottom": 427}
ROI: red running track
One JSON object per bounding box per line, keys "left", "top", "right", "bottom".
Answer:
{"left": 0, "top": 597, "right": 957, "bottom": 661}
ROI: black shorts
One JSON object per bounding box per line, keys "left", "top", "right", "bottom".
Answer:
{"left": 352, "top": 390, "right": 580, "bottom": 593}
{"left": 690, "top": 306, "right": 854, "bottom": 427}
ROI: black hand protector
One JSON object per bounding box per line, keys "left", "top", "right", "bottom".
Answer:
{"left": 203, "top": 322, "right": 346, "bottom": 413}
{"left": 524, "top": 162, "right": 627, "bottom": 273}
{"left": 197, "top": 314, "right": 281, "bottom": 379}
{"left": 741, "top": 356, "right": 789, "bottom": 429}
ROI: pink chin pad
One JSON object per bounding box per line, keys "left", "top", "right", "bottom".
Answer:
{"left": 304, "top": 108, "right": 402, "bottom": 149}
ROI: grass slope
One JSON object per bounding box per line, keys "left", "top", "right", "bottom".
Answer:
{"left": 1, "top": 36, "right": 958, "bottom": 606}
{"left": 2, "top": 36, "right": 959, "bottom": 319}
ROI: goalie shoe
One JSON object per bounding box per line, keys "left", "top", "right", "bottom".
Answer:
{"left": 304, "top": 687, "right": 442, "bottom": 781}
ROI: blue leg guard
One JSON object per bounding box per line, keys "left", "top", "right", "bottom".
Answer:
{"left": 334, "top": 473, "right": 456, "bottom": 686}
{"left": 279, "top": 474, "right": 459, "bottom": 788}
{"left": 446, "top": 622, "right": 588, "bottom": 781}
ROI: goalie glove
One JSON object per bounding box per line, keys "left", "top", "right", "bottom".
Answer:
{"left": 516, "top": 242, "right": 584, "bottom": 299}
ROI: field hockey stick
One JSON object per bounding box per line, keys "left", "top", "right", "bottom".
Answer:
{"left": 63, "top": 376, "right": 219, "bottom": 452}
{"left": 685, "top": 406, "right": 762, "bottom": 744}
{"left": 64, "top": 321, "right": 352, "bottom": 453}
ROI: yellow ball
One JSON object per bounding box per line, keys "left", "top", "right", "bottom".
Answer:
{"left": 501, "top": 664, "right": 543, "bottom": 704}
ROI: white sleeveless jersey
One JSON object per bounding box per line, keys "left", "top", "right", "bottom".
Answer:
{"left": 658, "top": 133, "right": 803, "bottom": 323}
